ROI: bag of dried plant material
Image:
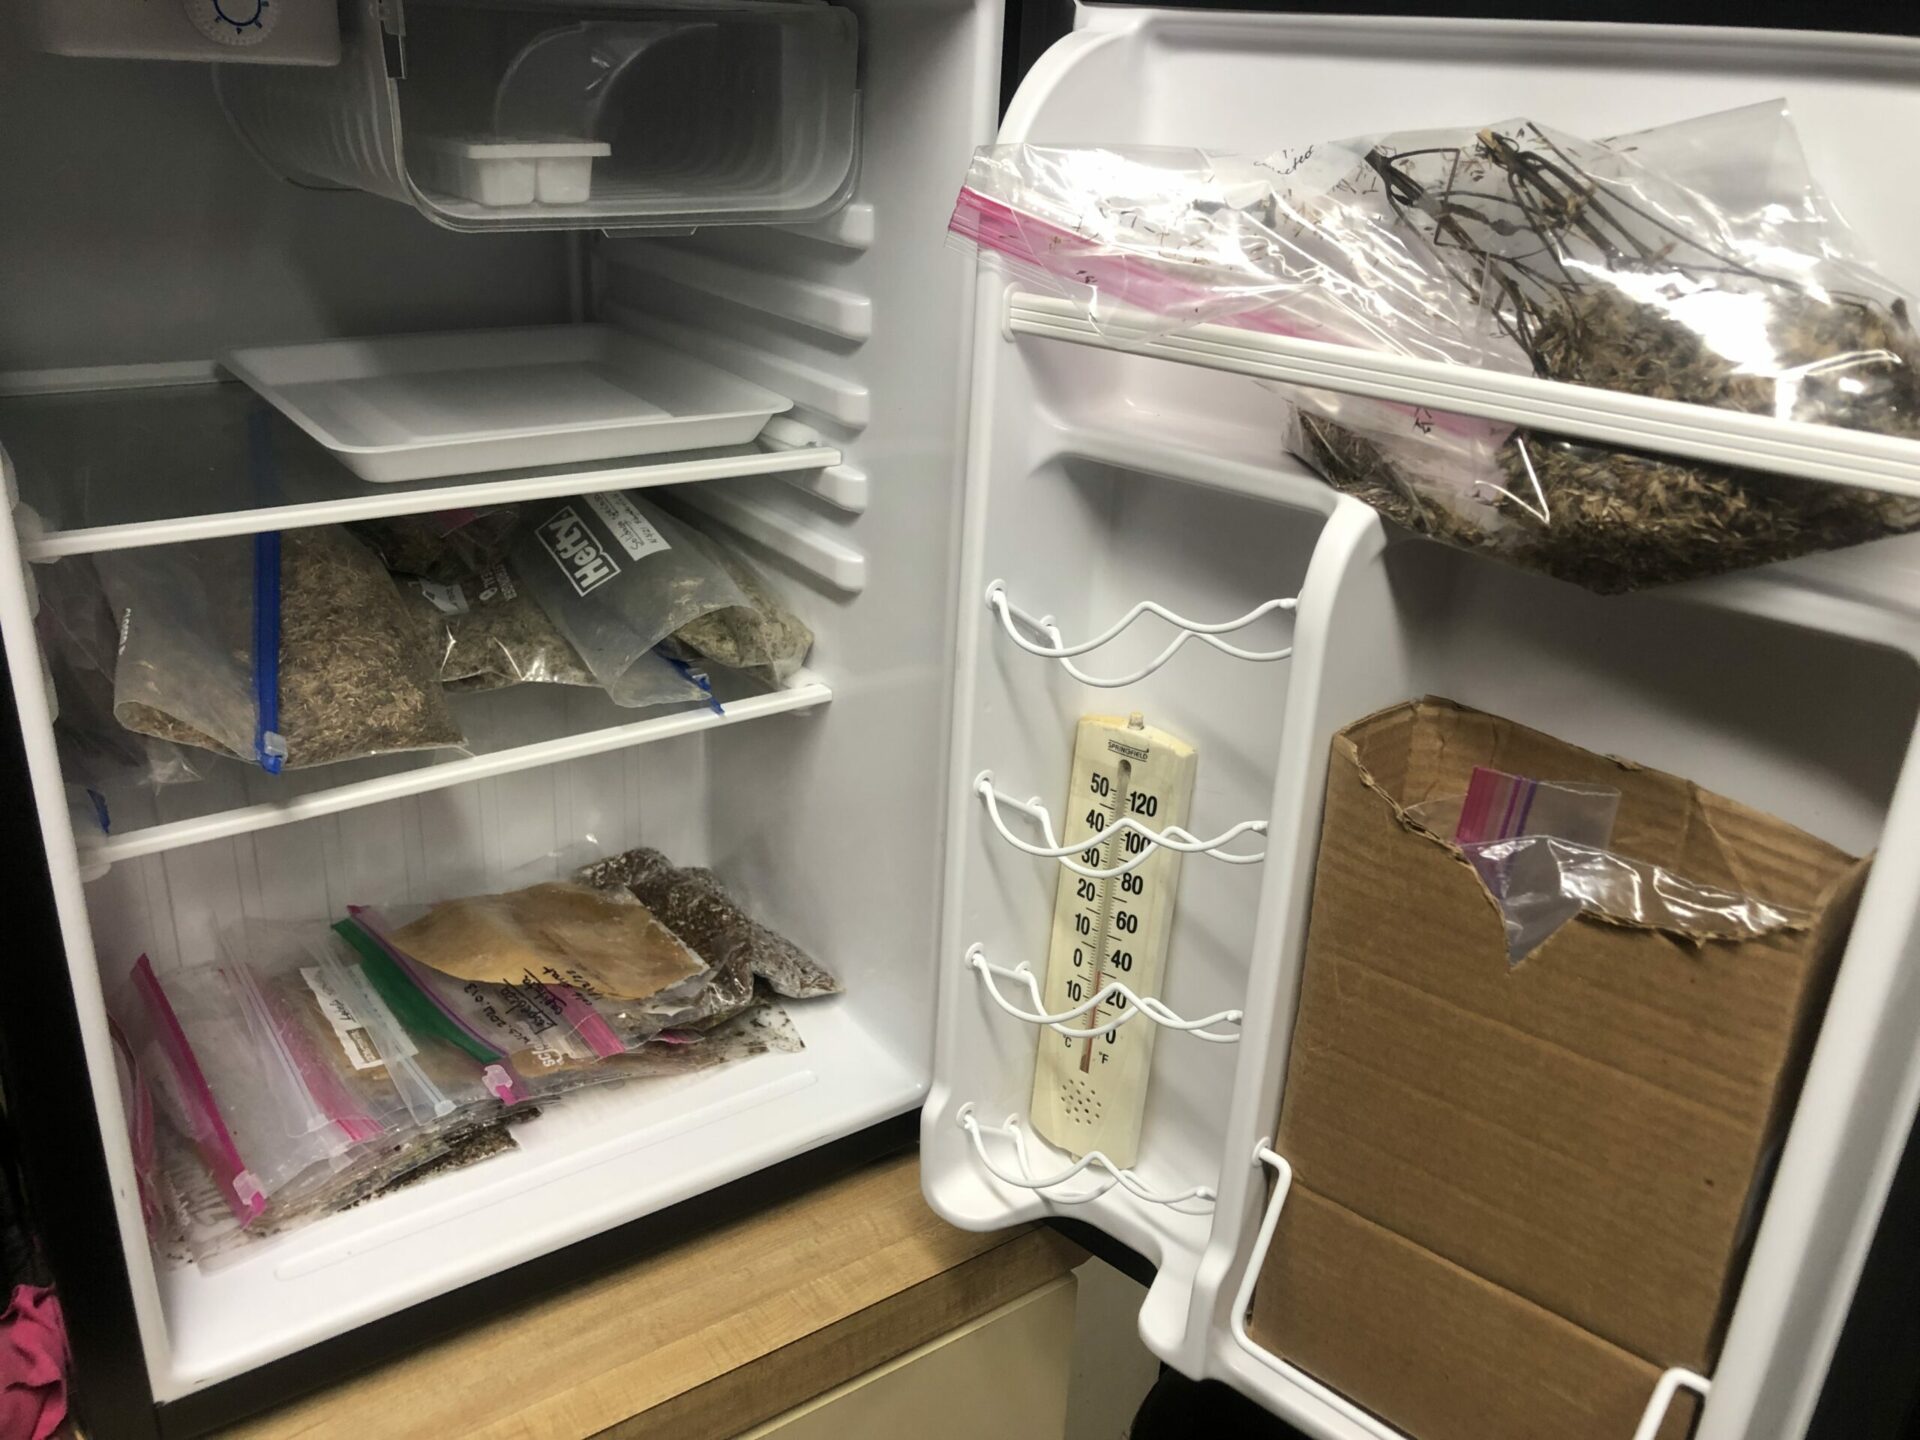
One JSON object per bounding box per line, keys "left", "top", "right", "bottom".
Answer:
{"left": 661, "top": 528, "right": 814, "bottom": 686}
{"left": 99, "top": 528, "right": 466, "bottom": 770}
{"left": 351, "top": 507, "right": 520, "bottom": 584}
{"left": 407, "top": 560, "right": 595, "bottom": 693}
{"left": 404, "top": 560, "right": 714, "bottom": 711}
{"left": 36, "top": 556, "right": 205, "bottom": 798}
{"left": 951, "top": 103, "right": 1920, "bottom": 589}
{"left": 511, "top": 492, "right": 750, "bottom": 700}
{"left": 578, "top": 846, "right": 843, "bottom": 999}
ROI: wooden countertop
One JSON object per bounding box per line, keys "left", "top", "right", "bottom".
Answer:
{"left": 221, "top": 1151, "right": 1081, "bottom": 1440}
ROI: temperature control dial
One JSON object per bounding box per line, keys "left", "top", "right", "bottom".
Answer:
{"left": 183, "top": 0, "right": 280, "bottom": 47}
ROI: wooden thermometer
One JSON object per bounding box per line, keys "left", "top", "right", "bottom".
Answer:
{"left": 1030, "top": 713, "right": 1196, "bottom": 1169}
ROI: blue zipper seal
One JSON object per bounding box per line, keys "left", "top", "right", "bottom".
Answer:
{"left": 247, "top": 410, "right": 287, "bottom": 773}
{"left": 667, "top": 656, "right": 725, "bottom": 716}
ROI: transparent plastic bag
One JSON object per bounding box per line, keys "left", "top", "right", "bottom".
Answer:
{"left": 953, "top": 104, "right": 1920, "bottom": 589}
{"left": 578, "top": 847, "right": 842, "bottom": 999}
{"left": 98, "top": 528, "right": 467, "bottom": 770}
{"left": 662, "top": 527, "right": 813, "bottom": 686}
{"left": 342, "top": 903, "right": 713, "bottom": 1076}
{"left": 408, "top": 560, "right": 597, "bottom": 693}
{"left": 36, "top": 558, "right": 204, "bottom": 798}
{"left": 127, "top": 954, "right": 356, "bottom": 1226}
{"left": 227, "top": 919, "right": 500, "bottom": 1130}
{"left": 511, "top": 492, "right": 749, "bottom": 702}
{"left": 1410, "top": 765, "right": 1802, "bottom": 962}
{"left": 351, "top": 507, "right": 520, "bottom": 584}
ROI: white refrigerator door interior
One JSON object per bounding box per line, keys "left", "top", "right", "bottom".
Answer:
{"left": 923, "top": 9, "right": 1920, "bottom": 1440}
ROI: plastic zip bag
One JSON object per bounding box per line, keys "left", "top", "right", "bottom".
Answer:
{"left": 511, "top": 492, "right": 749, "bottom": 703}
{"left": 98, "top": 528, "right": 467, "bottom": 770}
{"left": 227, "top": 920, "right": 499, "bottom": 1130}
{"left": 952, "top": 105, "right": 1920, "bottom": 589}
{"left": 127, "top": 954, "right": 355, "bottom": 1225}
{"left": 1410, "top": 765, "right": 1803, "bottom": 962}
{"left": 578, "top": 847, "right": 842, "bottom": 999}
{"left": 351, "top": 507, "right": 521, "bottom": 584}
{"left": 662, "top": 528, "right": 813, "bottom": 686}
{"left": 36, "top": 557, "right": 205, "bottom": 800}
{"left": 408, "top": 560, "right": 597, "bottom": 693}
{"left": 341, "top": 907, "right": 702, "bottom": 1079}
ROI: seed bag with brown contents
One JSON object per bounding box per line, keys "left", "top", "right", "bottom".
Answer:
{"left": 101, "top": 528, "right": 466, "bottom": 770}
{"left": 952, "top": 103, "right": 1920, "bottom": 589}
{"left": 662, "top": 528, "right": 814, "bottom": 686}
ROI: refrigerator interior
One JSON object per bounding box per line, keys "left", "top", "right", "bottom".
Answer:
{"left": 923, "top": 10, "right": 1920, "bottom": 1440}
{"left": 0, "top": 0, "right": 999, "bottom": 1405}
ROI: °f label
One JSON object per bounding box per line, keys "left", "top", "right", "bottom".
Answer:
{"left": 1029, "top": 714, "right": 1196, "bottom": 1169}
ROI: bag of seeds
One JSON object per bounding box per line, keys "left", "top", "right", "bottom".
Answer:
{"left": 351, "top": 507, "right": 520, "bottom": 584}
{"left": 661, "top": 528, "right": 814, "bottom": 686}
{"left": 510, "top": 492, "right": 750, "bottom": 700}
{"left": 952, "top": 103, "right": 1920, "bottom": 589}
{"left": 99, "top": 527, "right": 466, "bottom": 771}
{"left": 36, "top": 556, "right": 205, "bottom": 796}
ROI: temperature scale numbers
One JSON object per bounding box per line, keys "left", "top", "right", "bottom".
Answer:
{"left": 1030, "top": 715, "right": 1196, "bottom": 1170}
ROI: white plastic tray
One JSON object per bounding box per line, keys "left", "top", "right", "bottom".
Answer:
{"left": 222, "top": 325, "right": 791, "bottom": 482}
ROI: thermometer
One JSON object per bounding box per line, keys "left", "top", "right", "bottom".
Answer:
{"left": 1030, "top": 713, "right": 1196, "bottom": 1170}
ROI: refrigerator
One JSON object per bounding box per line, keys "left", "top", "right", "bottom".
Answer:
{"left": 1, "top": 1, "right": 1917, "bottom": 1436}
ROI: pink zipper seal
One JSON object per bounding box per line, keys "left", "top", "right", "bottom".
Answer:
{"left": 131, "top": 955, "right": 267, "bottom": 1225}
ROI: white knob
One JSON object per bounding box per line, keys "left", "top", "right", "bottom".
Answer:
{"left": 182, "top": 0, "right": 281, "bottom": 47}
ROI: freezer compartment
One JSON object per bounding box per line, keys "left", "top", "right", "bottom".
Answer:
{"left": 79, "top": 727, "right": 922, "bottom": 1398}
{"left": 925, "top": 438, "right": 1332, "bottom": 1341}
{"left": 1198, "top": 504, "right": 1920, "bottom": 1440}
{"left": 217, "top": 0, "right": 860, "bottom": 234}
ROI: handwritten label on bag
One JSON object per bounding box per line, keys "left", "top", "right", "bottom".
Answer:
{"left": 301, "top": 966, "right": 386, "bottom": 1071}
{"left": 583, "top": 491, "right": 672, "bottom": 562}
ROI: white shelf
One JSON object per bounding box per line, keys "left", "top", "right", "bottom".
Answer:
{"left": 1006, "top": 293, "right": 1920, "bottom": 501}
{"left": 154, "top": 997, "right": 921, "bottom": 1399}
{"left": 0, "top": 373, "right": 839, "bottom": 561}
{"left": 83, "top": 671, "right": 832, "bottom": 866}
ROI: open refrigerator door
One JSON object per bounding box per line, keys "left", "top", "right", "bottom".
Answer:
{"left": 923, "top": 9, "right": 1920, "bottom": 1440}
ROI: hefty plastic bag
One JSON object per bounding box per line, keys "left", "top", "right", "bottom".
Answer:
{"left": 511, "top": 493, "right": 748, "bottom": 704}
{"left": 98, "top": 528, "right": 466, "bottom": 771}
{"left": 952, "top": 104, "right": 1920, "bottom": 590}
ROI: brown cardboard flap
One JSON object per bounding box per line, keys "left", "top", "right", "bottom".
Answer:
{"left": 1247, "top": 1184, "right": 1698, "bottom": 1440}
{"left": 1278, "top": 698, "right": 1866, "bottom": 1371}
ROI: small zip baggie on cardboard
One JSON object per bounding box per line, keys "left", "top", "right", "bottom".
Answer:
{"left": 1247, "top": 697, "right": 1871, "bottom": 1440}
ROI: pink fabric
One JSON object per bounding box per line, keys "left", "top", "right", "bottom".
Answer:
{"left": 0, "top": 1287, "right": 68, "bottom": 1440}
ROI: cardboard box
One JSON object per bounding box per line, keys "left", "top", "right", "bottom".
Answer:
{"left": 1249, "top": 697, "right": 1867, "bottom": 1437}
{"left": 1249, "top": 1184, "right": 1698, "bottom": 1440}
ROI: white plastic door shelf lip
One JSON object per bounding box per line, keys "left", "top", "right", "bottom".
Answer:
{"left": 966, "top": 943, "right": 1242, "bottom": 1042}
{"left": 973, "top": 773, "right": 1267, "bottom": 878}
{"left": 1006, "top": 293, "right": 1920, "bottom": 500}
{"left": 223, "top": 325, "right": 794, "bottom": 483}
{"left": 0, "top": 372, "right": 838, "bottom": 562}
{"left": 1225, "top": 1142, "right": 1713, "bottom": 1440}
{"left": 985, "top": 581, "right": 1295, "bottom": 687}
{"left": 957, "top": 1104, "right": 1216, "bottom": 1213}
{"left": 79, "top": 670, "right": 831, "bottom": 867}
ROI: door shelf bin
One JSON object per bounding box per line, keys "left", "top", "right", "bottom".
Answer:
{"left": 217, "top": 0, "right": 860, "bottom": 234}
{"left": 1223, "top": 1142, "right": 1713, "bottom": 1440}
{"left": 1192, "top": 496, "right": 1920, "bottom": 1438}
